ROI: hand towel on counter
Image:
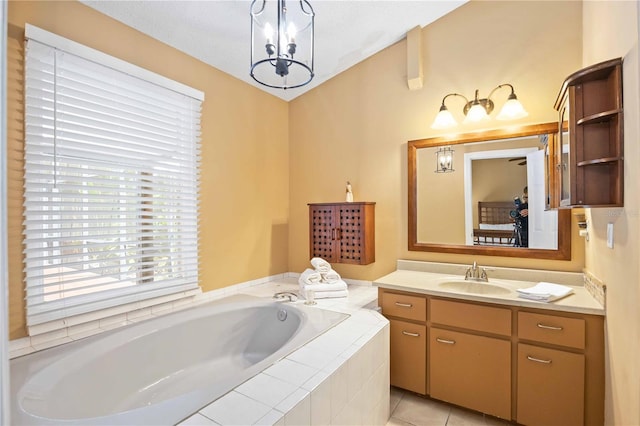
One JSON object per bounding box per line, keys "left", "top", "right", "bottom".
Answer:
{"left": 303, "top": 289, "right": 349, "bottom": 300}
{"left": 310, "top": 257, "right": 331, "bottom": 274}
{"left": 516, "top": 282, "right": 574, "bottom": 302}
{"left": 321, "top": 270, "right": 342, "bottom": 284}
{"left": 298, "top": 268, "right": 322, "bottom": 286}
{"left": 298, "top": 280, "right": 348, "bottom": 293}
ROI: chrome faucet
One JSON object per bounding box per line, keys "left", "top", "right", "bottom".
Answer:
{"left": 273, "top": 291, "right": 299, "bottom": 302}
{"left": 464, "top": 261, "right": 488, "bottom": 282}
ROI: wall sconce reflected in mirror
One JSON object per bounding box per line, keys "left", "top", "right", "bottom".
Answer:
{"left": 435, "top": 146, "right": 454, "bottom": 173}
{"left": 431, "top": 84, "right": 528, "bottom": 130}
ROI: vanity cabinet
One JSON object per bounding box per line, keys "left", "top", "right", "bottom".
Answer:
{"left": 380, "top": 290, "right": 427, "bottom": 394}
{"left": 554, "top": 57, "right": 623, "bottom": 207}
{"left": 308, "top": 202, "right": 375, "bottom": 265}
{"left": 517, "top": 344, "right": 584, "bottom": 426}
{"left": 429, "top": 299, "right": 511, "bottom": 419}
{"left": 390, "top": 319, "right": 426, "bottom": 394}
{"left": 378, "top": 288, "right": 605, "bottom": 425}
{"left": 516, "top": 310, "right": 603, "bottom": 426}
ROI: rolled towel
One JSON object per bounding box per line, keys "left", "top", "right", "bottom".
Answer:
{"left": 306, "top": 289, "right": 349, "bottom": 299}
{"left": 298, "top": 268, "right": 322, "bottom": 286}
{"left": 299, "top": 279, "right": 348, "bottom": 293}
{"left": 310, "top": 257, "right": 331, "bottom": 274}
{"left": 321, "top": 270, "right": 341, "bottom": 284}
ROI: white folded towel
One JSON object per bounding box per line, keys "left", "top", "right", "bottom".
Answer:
{"left": 321, "top": 270, "right": 341, "bottom": 284}
{"left": 516, "top": 282, "right": 574, "bottom": 302}
{"left": 304, "top": 289, "right": 349, "bottom": 299}
{"left": 298, "top": 268, "right": 322, "bottom": 286}
{"left": 311, "top": 257, "right": 331, "bottom": 274}
{"left": 299, "top": 279, "right": 348, "bottom": 293}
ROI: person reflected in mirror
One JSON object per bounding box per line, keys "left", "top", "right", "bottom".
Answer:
{"left": 511, "top": 186, "right": 529, "bottom": 247}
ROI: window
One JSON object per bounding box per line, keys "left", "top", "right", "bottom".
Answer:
{"left": 23, "top": 25, "right": 203, "bottom": 333}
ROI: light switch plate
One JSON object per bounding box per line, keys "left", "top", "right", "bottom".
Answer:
{"left": 607, "top": 223, "right": 614, "bottom": 248}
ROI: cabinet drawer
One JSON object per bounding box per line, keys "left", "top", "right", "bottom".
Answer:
{"left": 381, "top": 291, "right": 426, "bottom": 322}
{"left": 390, "top": 319, "right": 426, "bottom": 394}
{"left": 430, "top": 299, "right": 511, "bottom": 336}
{"left": 517, "top": 343, "right": 585, "bottom": 426}
{"left": 518, "top": 311, "right": 585, "bottom": 349}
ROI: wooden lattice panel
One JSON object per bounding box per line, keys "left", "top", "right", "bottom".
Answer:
{"left": 310, "top": 206, "right": 336, "bottom": 261}
{"left": 338, "top": 205, "right": 364, "bottom": 262}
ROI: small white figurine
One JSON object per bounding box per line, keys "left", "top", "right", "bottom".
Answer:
{"left": 346, "top": 181, "right": 353, "bottom": 202}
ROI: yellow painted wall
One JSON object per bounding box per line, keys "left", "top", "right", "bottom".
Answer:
{"left": 581, "top": 2, "right": 640, "bottom": 425}
{"left": 6, "top": 1, "right": 290, "bottom": 339}
{"left": 289, "top": 0, "right": 585, "bottom": 280}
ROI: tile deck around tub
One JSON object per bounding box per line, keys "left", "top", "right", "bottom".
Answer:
{"left": 179, "top": 278, "right": 390, "bottom": 426}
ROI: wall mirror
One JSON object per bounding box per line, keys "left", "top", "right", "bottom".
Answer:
{"left": 408, "top": 122, "right": 571, "bottom": 260}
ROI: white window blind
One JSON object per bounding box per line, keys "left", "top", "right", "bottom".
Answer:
{"left": 23, "top": 26, "right": 203, "bottom": 330}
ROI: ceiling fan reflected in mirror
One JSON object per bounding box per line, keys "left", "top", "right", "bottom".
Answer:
{"left": 508, "top": 157, "right": 527, "bottom": 166}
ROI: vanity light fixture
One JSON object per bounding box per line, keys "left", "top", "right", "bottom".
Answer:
{"left": 250, "top": 0, "right": 315, "bottom": 90}
{"left": 435, "top": 146, "right": 455, "bottom": 173}
{"left": 431, "top": 84, "right": 528, "bottom": 129}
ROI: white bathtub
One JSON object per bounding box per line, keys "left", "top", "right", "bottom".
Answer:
{"left": 10, "top": 294, "right": 349, "bottom": 425}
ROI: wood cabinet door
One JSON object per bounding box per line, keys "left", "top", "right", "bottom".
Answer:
{"left": 517, "top": 343, "right": 585, "bottom": 426}
{"left": 390, "top": 319, "right": 426, "bottom": 395}
{"left": 336, "top": 203, "right": 374, "bottom": 264}
{"left": 429, "top": 328, "right": 511, "bottom": 420}
{"left": 309, "top": 204, "right": 338, "bottom": 262}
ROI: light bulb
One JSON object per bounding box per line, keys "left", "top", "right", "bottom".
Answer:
{"left": 287, "top": 22, "right": 297, "bottom": 44}
{"left": 464, "top": 103, "right": 489, "bottom": 123}
{"left": 496, "top": 97, "right": 528, "bottom": 120}
{"left": 431, "top": 107, "right": 458, "bottom": 129}
{"left": 264, "top": 23, "right": 274, "bottom": 45}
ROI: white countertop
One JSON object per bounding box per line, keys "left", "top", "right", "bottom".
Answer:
{"left": 374, "top": 269, "right": 605, "bottom": 316}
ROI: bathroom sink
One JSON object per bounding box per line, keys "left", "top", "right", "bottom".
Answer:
{"left": 437, "top": 280, "right": 512, "bottom": 295}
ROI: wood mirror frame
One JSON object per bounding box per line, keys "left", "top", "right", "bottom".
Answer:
{"left": 408, "top": 122, "right": 571, "bottom": 260}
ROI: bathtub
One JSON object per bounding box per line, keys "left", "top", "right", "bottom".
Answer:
{"left": 10, "top": 294, "right": 349, "bottom": 425}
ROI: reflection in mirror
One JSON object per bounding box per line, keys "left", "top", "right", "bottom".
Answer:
{"left": 408, "top": 123, "right": 571, "bottom": 260}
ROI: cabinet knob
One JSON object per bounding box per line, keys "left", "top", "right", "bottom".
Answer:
{"left": 402, "top": 331, "right": 420, "bottom": 337}
{"left": 394, "top": 302, "right": 413, "bottom": 308}
{"left": 436, "top": 338, "right": 456, "bottom": 345}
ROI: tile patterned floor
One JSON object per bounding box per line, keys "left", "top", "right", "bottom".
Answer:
{"left": 387, "top": 387, "right": 513, "bottom": 426}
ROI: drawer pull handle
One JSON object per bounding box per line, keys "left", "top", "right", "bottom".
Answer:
{"left": 537, "top": 323, "right": 563, "bottom": 331}
{"left": 436, "top": 338, "right": 456, "bottom": 345}
{"left": 395, "top": 302, "right": 413, "bottom": 308}
{"left": 527, "top": 355, "right": 552, "bottom": 364}
{"left": 402, "top": 331, "right": 420, "bottom": 337}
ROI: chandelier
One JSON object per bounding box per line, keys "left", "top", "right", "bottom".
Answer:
{"left": 250, "top": 0, "right": 315, "bottom": 90}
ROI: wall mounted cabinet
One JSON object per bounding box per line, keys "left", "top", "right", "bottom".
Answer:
{"left": 308, "top": 202, "right": 375, "bottom": 265}
{"left": 554, "top": 58, "right": 623, "bottom": 207}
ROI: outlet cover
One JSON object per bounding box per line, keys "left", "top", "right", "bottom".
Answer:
{"left": 607, "top": 223, "right": 614, "bottom": 248}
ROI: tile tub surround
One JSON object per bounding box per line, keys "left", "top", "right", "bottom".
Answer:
{"left": 179, "top": 282, "right": 390, "bottom": 426}
{"left": 10, "top": 279, "right": 390, "bottom": 425}
{"left": 378, "top": 260, "right": 604, "bottom": 316}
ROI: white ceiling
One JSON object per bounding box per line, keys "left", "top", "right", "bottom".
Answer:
{"left": 80, "top": 0, "right": 467, "bottom": 102}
